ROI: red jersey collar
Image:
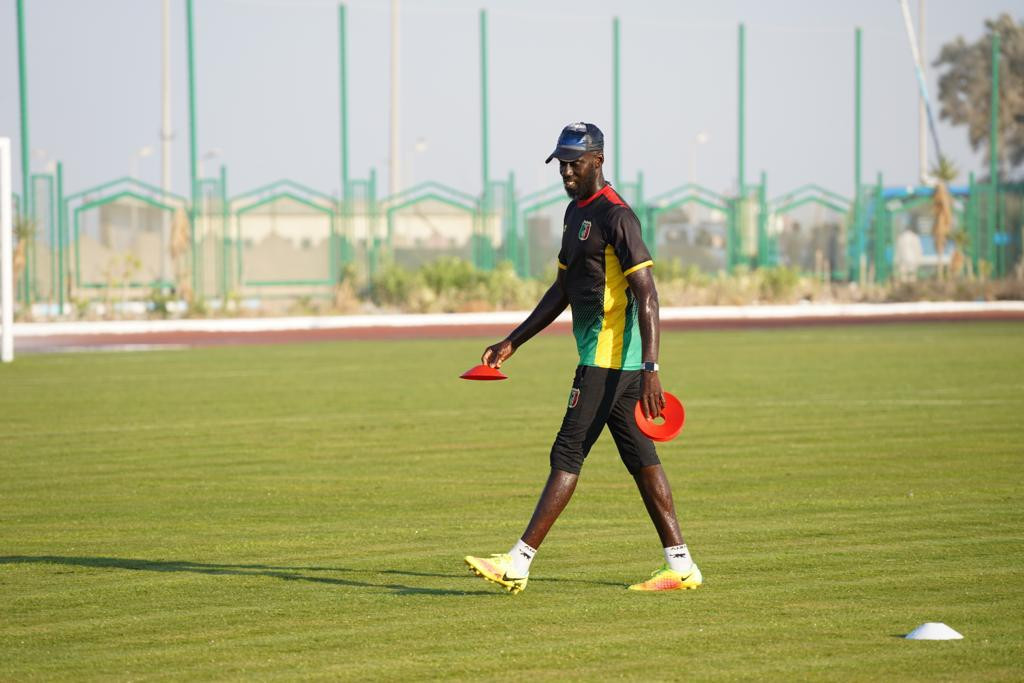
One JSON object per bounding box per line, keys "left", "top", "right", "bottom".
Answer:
{"left": 576, "top": 184, "right": 615, "bottom": 208}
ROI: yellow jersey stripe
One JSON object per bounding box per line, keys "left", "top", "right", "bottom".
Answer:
{"left": 622, "top": 260, "right": 653, "bottom": 277}
{"left": 557, "top": 261, "right": 568, "bottom": 270}
{"left": 594, "top": 245, "right": 629, "bottom": 369}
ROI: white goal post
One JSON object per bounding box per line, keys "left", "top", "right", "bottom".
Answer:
{"left": 1, "top": 137, "right": 13, "bottom": 363}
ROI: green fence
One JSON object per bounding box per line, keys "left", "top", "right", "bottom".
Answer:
{"left": 10, "top": 168, "right": 1022, "bottom": 315}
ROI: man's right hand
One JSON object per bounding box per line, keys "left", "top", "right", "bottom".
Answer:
{"left": 482, "top": 339, "right": 516, "bottom": 368}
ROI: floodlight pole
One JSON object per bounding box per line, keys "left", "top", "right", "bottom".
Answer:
{"left": 16, "top": 0, "right": 29, "bottom": 214}
{"left": 480, "top": 9, "right": 490, "bottom": 201}
{"left": 338, "top": 3, "right": 350, "bottom": 199}
{"left": 917, "top": 0, "right": 927, "bottom": 183}
{"left": 161, "top": 0, "right": 172, "bottom": 195}
{"left": 1, "top": 138, "right": 13, "bottom": 362}
{"left": 737, "top": 22, "right": 746, "bottom": 199}
{"left": 854, "top": 27, "right": 863, "bottom": 281}
{"left": 161, "top": 0, "right": 173, "bottom": 286}
{"left": 612, "top": 17, "right": 621, "bottom": 187}
{"left": 186, "top": 0, "right": 199, "bottom": 295}
{"left": 389, "top": 0, "right": 401, "bottom": 195}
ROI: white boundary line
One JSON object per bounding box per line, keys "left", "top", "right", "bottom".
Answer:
{"left": 11, "top": 301, "right": 1024, "bottom": 339}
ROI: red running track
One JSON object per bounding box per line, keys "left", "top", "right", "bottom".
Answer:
{"left": 14, "top": 309, "right": 1024, "bottom": 354}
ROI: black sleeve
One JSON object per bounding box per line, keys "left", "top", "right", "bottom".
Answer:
{"left": 607, "top": 206, "right": 653, "bottom": 274}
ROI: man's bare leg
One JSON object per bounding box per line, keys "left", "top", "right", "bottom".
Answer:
{"left": 521, "top": 468, "right": 579, "bottom": 548}
{"left": 464, "top": 468, "right": 577, "bottom": 592}
{"left": 632, "top": 464, "right": 684, "bottom": 547}
{"left": 625, "top": 463, "right": 702, "bottom": 589}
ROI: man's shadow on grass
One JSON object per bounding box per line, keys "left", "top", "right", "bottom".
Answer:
{"left": 0, "top": 556, "right": 625, "bottom": 593}
{"left": 383, "top": 568, "right": 623, "bottom": 588}
{"left": 0, "top": 555, "right": 493, "bottom": 597}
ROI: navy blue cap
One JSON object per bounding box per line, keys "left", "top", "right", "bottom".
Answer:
{"left": 545, "top": 122, "right": 604, "bottom": 164}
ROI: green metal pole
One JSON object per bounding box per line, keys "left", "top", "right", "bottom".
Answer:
{"left": 220, "top": 164, "right": 228, "bottom": 298}
{"left": 962, "top": 171, "right": 978, "bottom": 272}
{"left": 15, "top": 0, "right": 32, "bottom": 305}
{"left": 26, "top": 175, "right": 42, "bottom": 305}
{"left": 56, "top": 161, "right": 64, "bottom": 314}
{"left": 47, "top": 175, "right": 56, "bottom": 304}
{"left": 738, "top": 22, "right": 746, "bottom": 198}
{"left": 72, "top": 209, "right": 79, "bottom": 291}
{"left": 338, "top": 3, "right": 349, "bottom": 199}
{"left": 757, "top": 170, "right": 767, "bottom": 267}
{"left": 853, "top": 27, "right": 862, "bottom": 282}
{"left": 613, "top": 17, "right": 621, "bottom": 187}
{"left": 479, "top": 9, "right": 490, "bottom": 201}
{"left": 186, "top": 0, "right": 199, "bottom": 297}
{"left": 645, "top": 207, "right": 656, "bottom": 262}
{"left": 967, "top": 171, "right": 977, "bottom": 271}
{"left": 996, "top": 185, "right": 1006, "bottom": 276}
{"left": 987, "top": 32, "right": 1000, "bottom": 272}
{"left": 736, "top": 22, "right": 746, "bottom": 269}
{"left": 476, "top": 9, "right": 490, "bottom": 271}
{"left": 873, "top": 172, "right": 885, "bottom": 283}
{"left": 368, "top": 168, "right": 378, "bottom": 282}
{"left": 522, "top": 211, "right": 531, "bottom": 280}
{"left": 16, "top": 0, "right": 30, "bottom": 212}
{"left": 25, "top": 176, "right": 34, "bottom": 306}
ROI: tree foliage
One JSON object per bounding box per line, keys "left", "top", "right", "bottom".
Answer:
{"left": 933, "top": 14, "right": 1023, "bottom": 178}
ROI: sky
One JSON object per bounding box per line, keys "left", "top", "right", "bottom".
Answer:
{"left": 0, "top": 0, "right": 1019, "bottom": 203}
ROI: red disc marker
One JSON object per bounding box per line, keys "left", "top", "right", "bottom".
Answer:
{"left": 634, "top": 392, "right": 685, "bottom": 442}
{"left": 460, "top": 364, "right": 508, "bottom": 381}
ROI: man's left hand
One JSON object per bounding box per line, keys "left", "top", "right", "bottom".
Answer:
{"left": 640, "top": 371, "right": 665, "bottom": 420}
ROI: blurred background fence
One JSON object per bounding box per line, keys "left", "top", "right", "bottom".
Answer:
{"left": 13, "top": 165, "right": 1022, "bottom": 313}
{"left": 7, "top": 1, "right": 1022, "bottom": 315}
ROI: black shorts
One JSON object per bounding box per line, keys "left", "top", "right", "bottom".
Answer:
{"left": 549, "top": 365, "right": 660, "bottom": 475}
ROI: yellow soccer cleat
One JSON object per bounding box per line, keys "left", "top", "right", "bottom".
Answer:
{"left": 628, "top": 564, "right": 703, "bottom": 591}
{"left": 464, "top": 553, "right": 529, "bottom": 594}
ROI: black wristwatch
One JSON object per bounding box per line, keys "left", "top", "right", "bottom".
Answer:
{"left": 642, "top": 361, "right": 659, "bottom": 372}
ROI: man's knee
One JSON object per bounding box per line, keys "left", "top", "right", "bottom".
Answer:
{"left": 549, "top": 440, "right": 585, "bottom": 475}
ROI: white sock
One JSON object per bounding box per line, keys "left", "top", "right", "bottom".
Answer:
{"left": 508, "top": 539, "right": 537, "bottom": 576}
{"left": 664, "top": 544, "right": 694, "bottom": 573}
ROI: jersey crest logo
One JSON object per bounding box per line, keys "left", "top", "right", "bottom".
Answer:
{"left": 578, "top": 220, "right": 592, "bottom": 241}
{"left": 568, "top": 387, "right": 581, "bottom": 408}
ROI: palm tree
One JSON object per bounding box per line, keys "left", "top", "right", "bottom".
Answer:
{"left": 930, "top": 156, "right": 958, "bottom": 280}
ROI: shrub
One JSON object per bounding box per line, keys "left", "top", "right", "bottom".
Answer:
{"left": 655, "top": 258, "right": 709, "bottom": 287}
{"left": 370, "top": 263, "right": 421, "bottom": 307}
{"left": 420, "top": 257, "right": 484, "bottom": 296}
{"left": 758, "top": 266, "right": 802, "bottom": 301}
{"left": 484, "top": 261, "right": 545, "bottom": 310}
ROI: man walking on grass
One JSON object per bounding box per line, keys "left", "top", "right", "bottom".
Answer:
{"left": 464, "top": 122, "right": 702, "bottom": 594}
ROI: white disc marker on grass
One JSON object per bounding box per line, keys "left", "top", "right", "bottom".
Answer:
{"left": 905, "top": 623, "right": 964, "bottom": 640}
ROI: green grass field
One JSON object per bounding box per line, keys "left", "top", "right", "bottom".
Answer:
{"left": 2, "top": 323, "right": 1023, "bottom": 680}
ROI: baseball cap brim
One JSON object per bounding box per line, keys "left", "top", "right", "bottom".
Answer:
{"left": 545, "top": 146, "right": 587, "bottom": 164}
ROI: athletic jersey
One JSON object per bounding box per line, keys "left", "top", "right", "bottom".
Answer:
{"left": 557, "top": 184, "right": 653, "bottom": 370}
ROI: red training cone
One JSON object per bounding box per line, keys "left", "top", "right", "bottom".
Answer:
{"left": 634, "top": 392, "right": 685, "bottom": 442}
{"left": 460, "top": 364, "right": 508, "bottom": 381}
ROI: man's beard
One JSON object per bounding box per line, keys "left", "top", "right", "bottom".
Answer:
{"left": 562, "top": 172, "right": 592, "bottom": 199}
